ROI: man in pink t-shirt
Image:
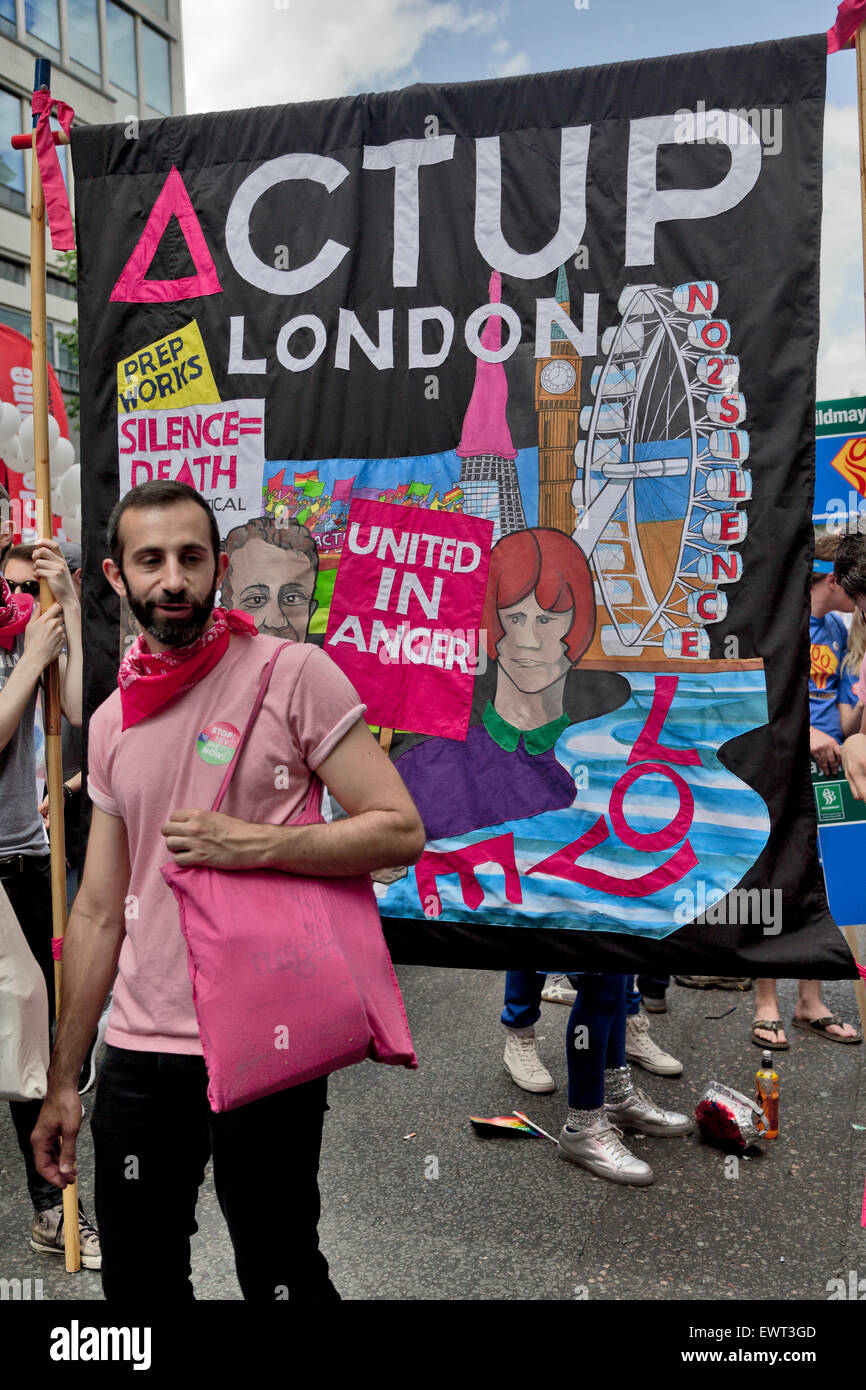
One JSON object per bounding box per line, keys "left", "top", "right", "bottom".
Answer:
{"left": 31, "top": 480, "right": 425, "bottom": 1302}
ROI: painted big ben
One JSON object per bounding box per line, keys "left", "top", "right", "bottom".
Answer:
{"left": 535, "top": 264, "right": 582, "bottom": 534}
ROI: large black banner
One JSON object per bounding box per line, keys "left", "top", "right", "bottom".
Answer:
{"left": 73, "top": 34, "right": 857, "bottom": 976}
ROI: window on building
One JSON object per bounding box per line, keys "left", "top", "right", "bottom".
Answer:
{"left": 46, "top": 271, "right": 76, "bottom": 300}
{"left": 107, "top": 1, "right": 137, "bottom": 96}
{"left": 141, "top": 23, "right": 171, "bottom": 113}
{"left": 48, "top": 320, "right": 79, "bottom": 395}
{"left": 67, "top": 0, "right": 101, "bottom": 74}
{"left": 0, "top": 0, "right": 16, "bottom": 40}
{"left": 0, "top": 256, "right": 26, "bottom": 285}
{"left": 0, "top": 306, "right": 31, "bottom": 338}
{"left": 0, "top": 89, "right": 26, "bottom": 213}
{"left": 25, "top": 0, "right": 61, "bottom": 49}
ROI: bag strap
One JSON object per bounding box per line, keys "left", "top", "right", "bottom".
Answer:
{"left": 211, "top": 642, "right": 293, "bottom": 814}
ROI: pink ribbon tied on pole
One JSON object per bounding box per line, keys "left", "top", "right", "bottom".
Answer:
{"left": 828, "top": 0, "right": 866, "bottom": 52}
{"left": 31, "top": 89, "right": 75, "bottom": 251}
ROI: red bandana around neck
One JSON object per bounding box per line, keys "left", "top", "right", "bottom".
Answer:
{"left": 0, "top": 576, "right": 34, "bottom": 651}
{"left": 117, "top": 607, "right": 258, "bottom": 730}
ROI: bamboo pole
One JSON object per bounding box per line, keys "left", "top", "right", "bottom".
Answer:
{"left": 28, "top": 58, "right": 79, "bottom": 1274}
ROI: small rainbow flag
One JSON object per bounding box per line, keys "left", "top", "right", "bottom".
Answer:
{"left": 469, "top": 1114, "right": 537, "bottom": 1136}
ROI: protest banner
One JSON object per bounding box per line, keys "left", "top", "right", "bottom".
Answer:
{"left": 72, "top": 34, "right": 855, "bottom": 976}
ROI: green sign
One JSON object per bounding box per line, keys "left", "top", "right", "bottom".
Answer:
{"left": 815, "top": 396, "right": 866, "bottom": 439}
{"left": 811, "top": 764, "right": 866, "bottom": 824}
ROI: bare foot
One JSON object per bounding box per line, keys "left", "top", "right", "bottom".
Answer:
{"left": 792, "top": 1008, "right": 859, "bottom": 1040}
{"left": 752, "top": 1019, "right": 788, "bottom": 1047}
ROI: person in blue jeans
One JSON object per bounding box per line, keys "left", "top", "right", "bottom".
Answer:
{"left": 501, "top": 971, "right": 691, "bottom": 1185}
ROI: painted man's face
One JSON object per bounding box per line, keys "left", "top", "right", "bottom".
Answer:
{"left": 496, "top": 592, "right": 573, "bottom": 694}
{"left": 224, "top": 536, "right": 317, "bottom": 642}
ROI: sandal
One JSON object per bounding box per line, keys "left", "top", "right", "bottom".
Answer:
{"left": 750, "top": 1019, "right": 790, "bottom": 1050}
{"left": 792, "top": 1015, "right": 862, "bottom": 1045}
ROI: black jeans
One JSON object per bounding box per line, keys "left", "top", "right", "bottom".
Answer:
{"left": 90, "top": 1045, "right": 339, "bottom": 1302}
{"left": 3, "top": 855, "right": 62, "bottom": 1212}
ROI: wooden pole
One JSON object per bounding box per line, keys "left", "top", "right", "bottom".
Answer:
{"left": 29, "top": 58, "right": 79, "bottom": 1274}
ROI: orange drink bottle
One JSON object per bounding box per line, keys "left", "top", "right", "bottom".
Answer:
{"left": 755, "top": 1050, "right": 779, "bottom": 1139}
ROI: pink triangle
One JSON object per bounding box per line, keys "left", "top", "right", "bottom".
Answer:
{"left": 110, "top": 166, "right": 222, "bottom": 304}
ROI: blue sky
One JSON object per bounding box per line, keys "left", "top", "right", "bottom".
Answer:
{"left": 403, "top": 0, "right": 855, "bottom": 107}
{"left": 183, "top": 0, "right": 864, "bottom": 399}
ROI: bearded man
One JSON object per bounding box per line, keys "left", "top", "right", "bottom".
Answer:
{"left": 31, "top": 480, "right": 424, "bottom": 1301}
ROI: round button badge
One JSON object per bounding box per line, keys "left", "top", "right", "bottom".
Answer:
{"left": 197, "top": 722, "right": 240, "bottom": 765}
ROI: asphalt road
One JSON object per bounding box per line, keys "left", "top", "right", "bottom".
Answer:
{"left": 1, "top": 954, "right": 864, "bottom": 1305}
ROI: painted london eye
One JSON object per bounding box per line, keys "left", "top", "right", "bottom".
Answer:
{"left": 572, "top": 280, "right": 748, "bottom": 660}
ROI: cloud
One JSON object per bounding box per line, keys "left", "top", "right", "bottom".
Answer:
{"left": 817, "top": 327, "right": 866, "bottom": 401}
{"left": 182, "top": 0, "right": 500, "bottom": 111}
{"left": 491, "top": 49, "right": 531, "bottom": 77}
{"left": 818, "top": 105, "right": 866, "bottom": 398}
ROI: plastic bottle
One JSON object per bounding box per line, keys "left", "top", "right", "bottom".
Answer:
{"left": 755, "top": 1050, "right": 779, "bottom": 1139}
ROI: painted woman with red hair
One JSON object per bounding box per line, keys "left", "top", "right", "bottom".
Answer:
{"left": 394, "top": 527, "right": 627, "bottom": 840}
{"left": 395, "top": 529, "right": 690, "bottom": 1180}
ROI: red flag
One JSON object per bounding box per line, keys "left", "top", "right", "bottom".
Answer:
{"left": 828, "top": 0, "right": 866, "bottom": 52}
{"left": 31, "top": 90, "right": 75, "bottom": 251}
{"left": 0, "top": 323, "right": 69, "bottom": 541}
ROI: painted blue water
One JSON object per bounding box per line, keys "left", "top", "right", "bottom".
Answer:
{"left": 377, "top": 667, "right": 771, "bottom": 940}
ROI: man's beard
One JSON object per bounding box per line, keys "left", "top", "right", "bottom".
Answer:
{"left": 123, "top": 572, "right": 219, "bottom": 648}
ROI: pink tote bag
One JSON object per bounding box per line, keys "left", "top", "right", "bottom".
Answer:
{"left": 161, "top": 643, "right": 417, "bottom": 1112}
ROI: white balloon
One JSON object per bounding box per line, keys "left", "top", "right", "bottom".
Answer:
{"left": 51, "top": 485, "right": 64, "bottom": 515}
{"left": 18, "top": 414, "right": 35, "bottom": 462}
{"left": 59, "top": 464, "right": 81, "bottom": 512}
{"left": 61, "top": 511, "right": 81, "bottom": 544}
{"left": 50, "top": 435, "right": 75, "bottom": 479}
{"left": 0, "top": 443, "right": 29, "bottom": 474}
{"left": 18, "top": 412, "right": 59, "bottom": 463}
{"left": 0, "top": 402, "right": 21, "bottom": 443}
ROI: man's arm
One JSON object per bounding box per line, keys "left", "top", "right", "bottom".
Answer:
{"left": 162, "top": 718, "right": 426, "bottom": 876}
{"left": 810, "top": 724, "right": 843, "bottom": 776}
{"left": 839, "top": 700, "right": 862, "bottom": 739}
{"left": 31, "top": 807, "right": 130, "bottom": 1188}
{"left": 32, "top": 538, "right": 82, "bottom": 725}
{"left": 0, "top": 604, "right": 65, "bottom": 753}
{"left": 842, "top": 703, "right": 866, "bottom": 800}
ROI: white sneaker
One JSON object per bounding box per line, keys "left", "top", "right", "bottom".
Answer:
{"left": 625, "top": 1012, "right": 683, "bottom": 1076}
{"left": 503, "top": 1030, "right": 555, "bottom": 1093}
{"left": 541, "top": 974, "right": 577, "bottom": 1005}
{"left": 31, "top": 1204, "right": 102, "bottom": 1270}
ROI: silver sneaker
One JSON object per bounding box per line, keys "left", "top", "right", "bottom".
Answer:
{"left": 541, "top": 974, "right": 577, "bottom": 1005}
{"left": 503, "top": 1030, "right": 555, "bottom": 1093}
{"left": 558, "top": 1114, "right": 654, "bottom": 1185}
{"left": 31, "top": 1204, "right": 102, "bottom": 1270}
{"left": 605, "top": 1085, "right": 693, "bottom": 1137}
{"left": 625, "top": 1012, "right": 683, "bottom": 1076}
